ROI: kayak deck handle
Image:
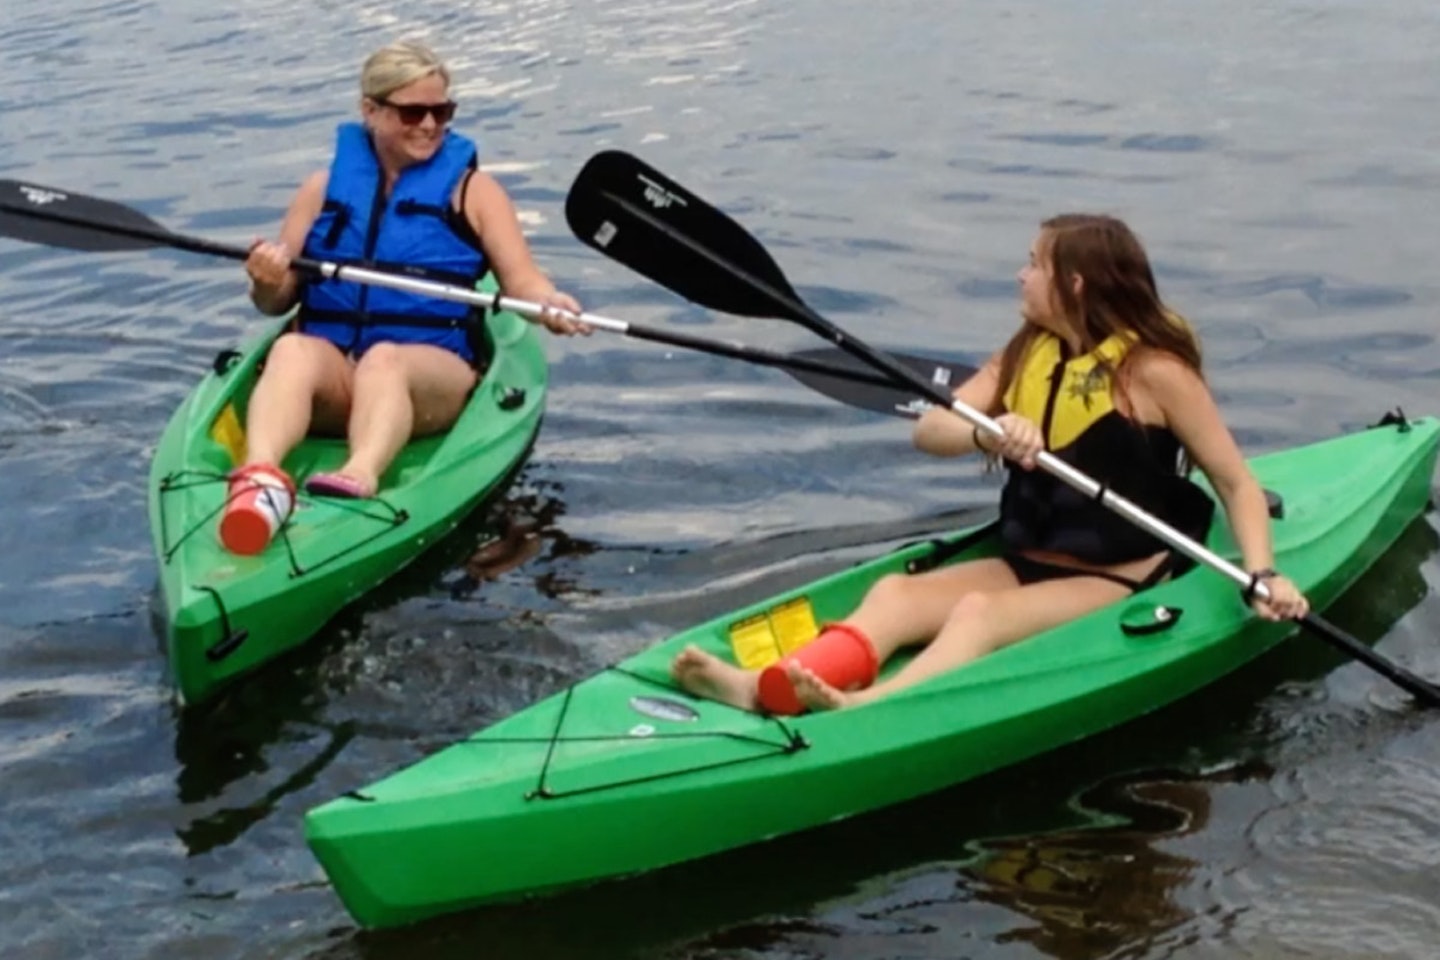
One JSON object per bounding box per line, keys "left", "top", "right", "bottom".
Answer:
{"left": 195, "top": 585, "right": 250, "bottom": 662}
{"left": 1120, "top": 604, "right": 1183, "bottom": 638}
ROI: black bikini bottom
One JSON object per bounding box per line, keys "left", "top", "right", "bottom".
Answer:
{"left": 1001, "top": 551, "right": 1175, "bottom": 594}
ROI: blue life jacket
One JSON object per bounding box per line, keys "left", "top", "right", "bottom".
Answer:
{"left": 298, "top": 123, "right": 488, "bottom": 362}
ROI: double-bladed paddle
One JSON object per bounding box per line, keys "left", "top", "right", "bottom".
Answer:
{"left": 0, "top": 178, "right": 973, "bottom": 419}
{"left": 564, "top": 149, "right": 1440, "bottom": 707}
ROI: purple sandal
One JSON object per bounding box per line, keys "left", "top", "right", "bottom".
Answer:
{"left": 303, "top": 472, "right": 375, "bottom": 499}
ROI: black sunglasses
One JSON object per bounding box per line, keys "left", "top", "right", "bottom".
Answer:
{"left": 372, "top": 97, "right": 458, "bottom": 126}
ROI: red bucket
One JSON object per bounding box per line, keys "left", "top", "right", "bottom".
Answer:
{"left": 757, "top": 623, "right": 878, "bottom": 715}
{"left": 219, "top": 464, "right": 295, "bottom": 556}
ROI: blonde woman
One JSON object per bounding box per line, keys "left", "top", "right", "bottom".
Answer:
{"left": 224, "top": 40, "right": 585, "bottom": 552}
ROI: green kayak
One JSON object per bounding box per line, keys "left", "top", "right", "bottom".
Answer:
{"left": 305, "top": 415, "right": 1438, "bottom": 929}
{"left": 148, "top": 278, "right": 547, "bottom": 706}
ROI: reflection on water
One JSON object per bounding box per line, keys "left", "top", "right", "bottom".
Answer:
{"left": 970, "top": 772, "right": 1224, "bottom": 959}
{"left": 177, "top": 722, "right": 354, "bottom": 857}
{"left": 449, "top": 483, "right": 603, "bottom": 600}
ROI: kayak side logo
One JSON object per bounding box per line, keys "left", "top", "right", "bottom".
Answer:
{"left": 629, "top": 695, "right": 699, "bottom": 722}
{"left": 19, "top": 185, "right": 67, "bottom": 206}
{"left": 637, "top": 174, "right": 686, "bottom": 211}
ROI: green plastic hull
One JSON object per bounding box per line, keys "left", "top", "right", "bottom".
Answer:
{"left": 148, "top": 286, "right": 547, "bottom": 706}
{"left": 306, "top": 416, "right": 1439, "bottom": 928}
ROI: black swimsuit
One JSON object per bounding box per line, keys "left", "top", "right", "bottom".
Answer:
{"left": 1001, "top": 551, "right": 1171, "bottom": 593}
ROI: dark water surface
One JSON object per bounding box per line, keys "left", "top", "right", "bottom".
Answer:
{"left": 3, "top": 1, "right": 1439, "bottom": 957}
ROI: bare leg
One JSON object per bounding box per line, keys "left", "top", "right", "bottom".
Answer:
{"left": 794, "top": 574, "right": 1133, "bottom": 711}
{"left": 671, "top": 645, "right": 760, "bottom": 710}
{"left": 243, "top": 333, "right": 353, "bottom": 468}
{"left": 843, "top": 558, "right": 1022, "bottom": 661}
{"left": 669, "top": 557, "right": 1019, "bottom": 711}
{"left": 331, "top": 342, "right": 478, "bottom": 495}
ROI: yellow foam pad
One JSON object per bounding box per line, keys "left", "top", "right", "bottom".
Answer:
{"left": 209, "top": 403, "right": 246, "bottom": 466}
{"left": 727, "top": 596, "right": 819, "bottom": 670}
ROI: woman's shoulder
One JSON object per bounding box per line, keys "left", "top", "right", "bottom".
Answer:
{"left": 1125, "top": 345, "right": 1208, "bottom": 407}
{"left": 460, "top": 167, "right": 506, "bottom": 205}
{"left": 458, "top": 167, "right": 517, "bottom": 228}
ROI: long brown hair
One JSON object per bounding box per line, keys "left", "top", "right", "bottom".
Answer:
{"left": 994, "top": 214, "right": 1202, "bottom": 410}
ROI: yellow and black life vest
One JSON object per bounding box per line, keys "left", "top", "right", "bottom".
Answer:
{"left": 998, "top": 330, "right": 1213, "bottom": 564}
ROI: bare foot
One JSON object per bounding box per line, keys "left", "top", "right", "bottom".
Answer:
{"left": 787, "top": 662, "right": 872, "bottom": 712}
{"left": 671, "top": 645, "right": 758, "bottom": 711}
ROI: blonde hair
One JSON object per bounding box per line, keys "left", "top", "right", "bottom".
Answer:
{"left": 360, "top": 40, "right": 450, "bottom": 100}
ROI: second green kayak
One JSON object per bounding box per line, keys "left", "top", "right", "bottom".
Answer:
{"left": 305, "top": 414, "right": 1438, "bottom": 929}
{"left": 148, "top": 278, "right": 548, "bottom": 706}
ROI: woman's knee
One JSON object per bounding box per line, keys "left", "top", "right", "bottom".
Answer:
{"left": 353, "top": 341, "right": 408, "bottom": 381}
{"left": 263, "top": 332, "right": 342, "bottom": 380}
{"left": 942, "top": 590, "right": 994, "bottom": 629}
{"left": 263, "top": 331, "right": 317, "bottom": 369}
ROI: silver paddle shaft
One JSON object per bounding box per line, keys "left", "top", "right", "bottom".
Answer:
{"left": 315, "top": 260, "right": 629, "bottom": 334}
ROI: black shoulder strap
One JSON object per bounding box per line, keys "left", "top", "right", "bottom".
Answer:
{"left": 320, "top": 198, "right": 350, "bottom": 250}
{"left": 447, "top": 168, "right": 484, "bottom": 251}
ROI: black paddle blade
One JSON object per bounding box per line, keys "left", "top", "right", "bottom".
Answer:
{"left": 787, "top": 348, "right": 978, "bottom": 419}
{"left": 0, "top": 180, "right": 171, "bottom": 252}
{"left": 566, "top": 151, "right": 803, "bottom": 321}
{"left": 1301, "top": 611, "right": 1440, "bottom": 707}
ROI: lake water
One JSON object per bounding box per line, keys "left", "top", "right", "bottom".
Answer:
{"left": 3, "top": 1, "right": 1439, "bottom": 957}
